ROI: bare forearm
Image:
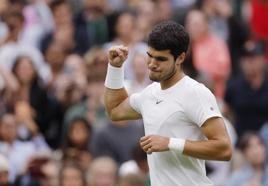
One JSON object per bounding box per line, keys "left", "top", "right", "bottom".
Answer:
{"left": 104, "top": 88, "right": 128, "bottom": 118}
{"left": 183, "top": 139, "right": 232, "bottom": 161}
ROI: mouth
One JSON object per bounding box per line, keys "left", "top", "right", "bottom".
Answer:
{"left": 149, "top": 69, "right": 160, "bottom": 73}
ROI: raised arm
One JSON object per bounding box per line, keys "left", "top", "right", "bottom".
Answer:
{"left": 104, "top": 45, "right": 141, "bottom": 121}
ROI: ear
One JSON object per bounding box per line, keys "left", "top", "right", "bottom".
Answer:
{"left": 175, "top": 52, "right": 186, "bottom": 66}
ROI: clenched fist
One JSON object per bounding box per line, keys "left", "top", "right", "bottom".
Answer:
{"left": 108, "top": 45, "right": 128, "bottom": 67}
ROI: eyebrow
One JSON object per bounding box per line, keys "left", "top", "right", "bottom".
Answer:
{"left": 146, "top": 52, "right": 168, "bottom": 62}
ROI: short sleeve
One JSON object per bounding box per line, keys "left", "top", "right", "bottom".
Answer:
{"left": 129, "top": 92, "right": 142, "bottom": 114}
{"left": 184, "top": 84, "right": 222, "bottom": 127}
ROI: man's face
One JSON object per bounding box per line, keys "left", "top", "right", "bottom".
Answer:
{"left": 240, "top": 55, "right": 264, "bottom": 78}
{"left": 146, "top": 47, "right": 177, "bottom": 82}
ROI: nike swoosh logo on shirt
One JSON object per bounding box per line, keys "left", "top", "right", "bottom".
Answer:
{"left": 156, "top": 100, "right": 163, "bottom": 104}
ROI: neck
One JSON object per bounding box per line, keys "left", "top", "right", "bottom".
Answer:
{"left": 160, "top": 70, "right": 185, "bottom": 90}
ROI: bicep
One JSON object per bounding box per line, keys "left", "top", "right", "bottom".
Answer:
{"left": 201, "top": 117, "right": 230, "bottom": 141}
{"left": 110, "top": 98, "right": 142, "bottom": 121}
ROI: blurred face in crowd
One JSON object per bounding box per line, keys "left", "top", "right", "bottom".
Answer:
{"left": 89, "top": 157, "right": 117, "bottom": 186}
{"left": 137, "top": 0, "right": 156, "bottom": 24}
{"left": 244, "top": 135, "right": 266, "bottom": 167}
{"left": 52, "top": 2, "right": 72, "bottom": 26}
{"left": 39, "top": 160, "right": 59, "bottom": 186}
{"left": 64, "top": 54, "right": 86, "bottom": 80}
{"left": 155, "top": 0, "right": 172, "bottom": 22}
{"left": 240, "top": 55, "right": 265, "bottom": 79}
{"left": 5, "top": 11, "right": 24, "bottom": 40}
{"left": 185, "top": 10, "right": 209, "bottom": 41}
{"left": 69, "top": 121, "right": 90, "bottom": 148}
{"left": 13, "top": 57, "right": 36, "bottom": 85}
{"left": 61, "top": 166, "right": 85, "bottom": 186}
{"left": 45, "top": 43, "right": 66, "bottom": 70}
{"left": 115, "top": 13, "right": 136, "bottom": 40}
{"left": 0, "top": 114, "right": 17, "bottom": 143}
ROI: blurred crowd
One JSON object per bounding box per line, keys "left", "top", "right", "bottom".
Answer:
{"left": 0, "top": 0, "right": 267, "bottom": 186}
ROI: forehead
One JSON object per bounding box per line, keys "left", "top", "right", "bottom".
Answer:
{"left": 147, "top": 47, "right": 172, "bottom": 57}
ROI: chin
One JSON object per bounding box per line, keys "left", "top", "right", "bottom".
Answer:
{"left": 149, "top": 75, "right": 161, "bottom": 82}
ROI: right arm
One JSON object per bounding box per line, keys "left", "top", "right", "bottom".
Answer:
{"left": 104, "top": 45, "right": 141, "bottom": 121}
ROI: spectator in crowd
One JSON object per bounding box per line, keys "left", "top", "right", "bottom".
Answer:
{"left": 11, "top": 56, "right": 49, "bottom": 130}
{"left": 10, "top": 55, "right": 62, "bottom": 148}
{"left": 59, "top": 162, "right": 87, "bottom": 186}
{"left": 21, "top": 0, "right": 54, "bottom": 48}
{"left": 185, "top": 9, "right": 231, "bottom": 100}
{"left": 40, "top": 0, "right": 75, "bottom": 54}
{"left": 62, "top": 117, "right": 93, "bottom": 172}
{"left": 0, "top": 8, "right": 47, "bottom": 80}
{"left": 134, "top": 0, "right": 157, "bottom": 42}
{"left": 15, "top": 154, "right": 59, "bottom": 186}
{"left": 0, "top": 113, "right": 49, "bottom": 183}
{"left": 228, "top": 131, "right": 268, "bottom": 186}
{"left": 0, "top": 1, "right": 267, "bottom": 185}
{"left": 103, "top": 11, "right": 147, "bottom": 80}
{"left": 64, "top": 47, "right": 108, "bottom": 127}
{"left": 88, "top": 156, "right": 118, "bottom": 186}
{"left": 74, "top": 0, "right": 110, "bottom": 54}
{"left": 200, "top": 0, "right": 250, "bottom": 77}
{"left": 224, "top": 40, "right": 268, "bottom": 136}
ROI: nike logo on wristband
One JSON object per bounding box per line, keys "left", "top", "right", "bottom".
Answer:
{"left": 156, "top": 100, "right": 163, "bottom": 104}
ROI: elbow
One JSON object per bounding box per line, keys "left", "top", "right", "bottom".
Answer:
{"left": 107, "top": 110, "right": 121, "bottom": 122}
{"left": 221, "top": 141, "right": 233, "bottom": 161}
{"left": 109, "top": 114, "right": 121, "bottom": 122}
{"left": 222, "top": 148, "right": 232, "bottom": 161}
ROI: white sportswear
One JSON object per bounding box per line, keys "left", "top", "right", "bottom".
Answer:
{"left": 129, "top": 76, "right": 222, "bottom": 186}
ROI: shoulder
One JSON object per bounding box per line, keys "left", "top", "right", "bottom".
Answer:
{"left": 182, "top": 76, "right": 213, "bottom": 99}
{"left": 137, "top": 82, "right": 159, "bottom": 95}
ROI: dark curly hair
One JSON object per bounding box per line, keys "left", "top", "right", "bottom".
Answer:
{"left": 148, "top": 21, "right": 190, "bottom": 60}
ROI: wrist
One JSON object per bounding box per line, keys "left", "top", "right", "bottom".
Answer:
{"left": 109, "top": 61, "right": 123, "bottom": 68}
{"left": 105, "top": 63, "right": 124, "bottom": 89}
{"left": 168, "top": 138, "right": 185, "bottom": 154}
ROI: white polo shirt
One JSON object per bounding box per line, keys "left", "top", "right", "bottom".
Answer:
{"left": 130, "top": 76, "right": 222, "bottom": 186}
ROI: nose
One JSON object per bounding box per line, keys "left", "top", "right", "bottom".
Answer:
{"left": 148, "top": 58, "right": 159, "bottom": 69}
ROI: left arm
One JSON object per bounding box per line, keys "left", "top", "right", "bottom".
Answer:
{"left": 140, "top": 117, "right": 232, "bottom": 161}
{"left": 183, "top": 117, "right": 232, "bottom": 161}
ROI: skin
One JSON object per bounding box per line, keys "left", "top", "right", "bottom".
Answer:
{"left": 104, "top": 45, "right": 232, "bottom": 161}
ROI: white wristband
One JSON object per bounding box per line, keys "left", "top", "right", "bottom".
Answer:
{"left": 168, "top": 138, "right": 185, "bottom": 154}
{"left": 105, "top": 63, "right": 124, "bottom": 89}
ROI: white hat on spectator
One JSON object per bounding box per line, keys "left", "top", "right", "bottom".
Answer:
{"left": 0, "top": 154, "right": 9, "bottom": 172}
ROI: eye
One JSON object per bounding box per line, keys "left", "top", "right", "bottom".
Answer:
{"left": 155, "top": 57, "right": 168, "bottom": 62}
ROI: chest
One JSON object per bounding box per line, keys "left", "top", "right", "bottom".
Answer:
{"left": 140, "top": 93, "right": 187, "bottom": 135}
